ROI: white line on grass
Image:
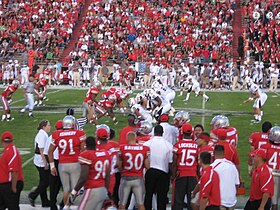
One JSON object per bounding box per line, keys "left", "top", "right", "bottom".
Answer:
{"left": 201, "top": 91, "right": 206, "bottom": 127}
{"left": 22, "top": 157, "right": 33, "bottom": 168}
{"left": 10, "top": 89, "right": 64, "bottom": 105}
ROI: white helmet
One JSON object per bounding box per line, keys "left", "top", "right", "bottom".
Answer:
{"left": 135, "top": 93, "right": 145, "bottom": 104}
{"left": 12, "top": 80, "right": 20, "bottom": 86}
{"left": 108, "top": 94, "right": 116, "bottom": 101}
{"left": 128, "top": 97, "right": 136, "bottom": 108}
{"left": 151, "top": 81, "right": 161, "bottom": 90}
{"left": 269, "top": 126, "right": 280, "bottom": 144}
{"left": 138, "top": 120, "right": 153, "bottom": 134}
{"left": 211, "top": 115, "right": 229, "bottom": 129}
{"left": 63, "top": 115, "right": 76, "bottom": 129}
{"left": 174, "top": 111, "right": 190, "bottom": 127}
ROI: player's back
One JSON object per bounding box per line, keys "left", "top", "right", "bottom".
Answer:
{"left": 226, "top": 126, "right": 238, "bottom": 147}
{"left": 52, "top": 129, "right": 86, "bottom": 163}
{"left": 249, "top": 132, "right": 269, "bottom": 149}
{"left": 216, "top": 141, "right": 239, "bottom": 166}
{"left": 261, "top": 143, "right": 280, "bottom": 172}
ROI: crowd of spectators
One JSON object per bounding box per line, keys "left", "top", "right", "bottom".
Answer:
{"left": 0, "top": 0, "right": 84, "bottom": 61}
{"left": 68, "top": 0, "right": 235, "bottom": 65}
{"left": 242, "top": 0, "right": 280, "bottom": 64}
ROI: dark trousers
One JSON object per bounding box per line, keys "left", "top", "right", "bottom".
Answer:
{"left": 113, "top": 172, "right": 121, "bottom": 207}
{"left": 172, "top": 176, "right": 197, "bottom": 210}
{"left": 206, "top": 206, "right": 220, "bottom": 210}
{"left": 0, "top": 181, "right": 24, "bottom": 210}
{"left": 144, "top": 168, "right": 170, "bottom": 210}
{"left": 50, "top": 160, "right": 63, "bottom": 210}
{"left": 29, "top": 166, "right": 50, "bottom": 205}
{"left": 244, "top": 198, "right": 271, "bottom": 210}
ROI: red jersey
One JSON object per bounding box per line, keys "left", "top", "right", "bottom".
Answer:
{"left": 249, "top": 163, "right": 274, "bottom": 201}
{"left": 1, "top": 85, "right": 17, "bottom": 98}
{"left": 118, "top": 126, "right": 135, "bottom": 145}
{"left": 119, "top": 144, "right": 150, "bottom": 177}
{"left": 52, "top": 130, "right": 86, "bottom": 163}
{"left": 0, "top": 144, "right": 24, "bottom": 183}
{"left": 199, "top": 166, "right": 221, "bottom": 206}
{"left": 216, "top": 141, "right": 239, "bottom": 166}
{"left": 249, "top": 132, "right": 269, "bottom": 149}
{"left": 78, "top": 149, "right": 110, "bottom": 189}
{"left": 100, "top": 91, "right": 110, "bottom": 100}
{"left": 211, "top": 127, "right": 238, "bottom": 147}
{"left": 261, "top": 143, "right": 280, "bottom": 172}
{"left": 99, "top": 99, "right": 115, "bottom": 109}
{"left": 173, "top": 139, "right": 199, "bottom": 177}
{"left": 84, "top": 87, "right": 98, "bottom": 103}
{"left": 198, "top": 145, "right": 214, "bottom": 156}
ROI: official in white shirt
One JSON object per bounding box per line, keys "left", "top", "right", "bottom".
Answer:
{"left": 151, "top": 114, "right": 178, "bottom": 145}
{"left": 144, "top": 125, "right": 173, "bottom": 210}
{"left": 211, "top": 145, "right": 240, "bottom": 210}
{"left": 29, "top": 120, "right": 51, "bottom": 207}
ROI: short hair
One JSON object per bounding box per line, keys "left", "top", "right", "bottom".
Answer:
{"left": 66, "top": 108, "right": 75, "bottom": 116}
{"left": 214, "top": 145, "right": 225, "bottom": 156}
{"left": 200, "top": 151, "right": 212, "bottom": 165}
{"left": 154, "top": 125, "right": 163, "bottom": 136}
{"left": 127, "top": 131, "right": 136, "bottom": 142}
{"left": 86, "top": 136, "right": 96, "bottom": 149}
{"left": 110, "top": 128, "right": 115, "bottom": 140}
{"left": 127, "top": 114, "right": 136, "bottom": 125}
{"left": 262, "top": 121, "right": 272, "bottom": 133}
{"left": 194, "top": 124, "right": 204, "bottom": 131}
{"left": 37, "top": 120, "right": 49, "bottom": 131}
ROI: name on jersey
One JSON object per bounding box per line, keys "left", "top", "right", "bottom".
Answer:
{"left": 271, "top": 145, "right": 280, "bottom": 149}
{"left": 96, "top": 151, "right": 106, "bottom": 157}
{"left": 178, "top": 143, "right": 197, "bottom": 149}
{"left": 59, "top": 131, "right": 76, "bottom": 136}
{"left": 124, "top": 145, "right": 143, "bottom": 150}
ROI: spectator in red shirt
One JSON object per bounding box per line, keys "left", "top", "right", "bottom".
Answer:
{"left": 118, "top": 114, "right": 138, "bottom": 145}
{"left": 244, "top": 149, "right": 274, "bottom": 210}
{"left": 199, "top": 151, "right": 221, "bottom": 210}
{"left": 0, "top": 131, "right": 24, "bottom": 210}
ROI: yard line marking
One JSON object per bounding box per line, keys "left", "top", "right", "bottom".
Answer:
{"left": 274, "top": 92, "right": 280, "bottom": 97}
{"left": 22, "top": 157, "right": 33, "bottom": 168}
{"left": 10, "top": 89, "right": 64, "bottom": 105}
{"left": 201, "top": 91, "right": 206, "bottom": 127}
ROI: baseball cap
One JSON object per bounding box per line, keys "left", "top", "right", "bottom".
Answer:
{"left": 181, "top": 123, "right": 193, "bottom": 134}
{"left": 159, "top": 114, "right": 169, "bottom": 122}
{"left": 96, "top": 128, "right": 109, "bottom": 139}
{"left": 197, "top": 133, "right": 211, "bottom": 143}
{"left": 1, "top": 131, "right": 13, "bottom": 142}
{"left": 250, "top": 149, "right": 267, "bottom": 159}
{"left": 216, "top": 128, "right": 227, "bottom": 140}
{"left": 55, "top": 120, "right": 63, "bottom": 130}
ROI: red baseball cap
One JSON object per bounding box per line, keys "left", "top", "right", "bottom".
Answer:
{"left": 197, "top": 133, "right": 211, "bottom": 143}
{"left": 1, "top": 131, "right": 13, "bottom": 142}
{"left": 250, "top": 149, "right": 267, "bottom": 159}
{"left": 55, "top": 120, "right": 63, "bottom": 130}
{"left": 96, "top": 128, "right": 109, "bottom": 139}
{"left": 216, "top": 128, "right": 227, "bottom": 140}
{"left": 181, "top": 123, "right": 193, "bottom": 134}
{"left": 159, "top": 114, "right": 169, "bottom": 122}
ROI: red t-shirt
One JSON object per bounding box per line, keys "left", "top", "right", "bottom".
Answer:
{"left": 249, "top": 163, "right": 274, "bottom": 201}
{"left": 1, "top": 85, "right": 17, "bottom": 98}
{"left": 216, "top": 141, "right": 239, "bottom": 166}
{"left": 173, "top": 139, "right": 199, "bottom": 177}
{"left": 0, "top": 144, "right": 24, "bottom": 183}
{"left": 119, "top": 144, "right": 150, "bottom": 177}
{"left": 52, "top": 130, "right": 86, "bottom": 163}
{"left": 199, "top": 166, "right": 221, "bottom": 206}
{"left": 118, "top": 126, "right": 135, "bottom": 145}
{"left": 78, "top": 149, "right": 110, "bottom": 189}
{"left": 261, "top": 143, "right": 280, "bottom": 171}
{"left": 249, "top": 132, "right": 269, "bottom": 150}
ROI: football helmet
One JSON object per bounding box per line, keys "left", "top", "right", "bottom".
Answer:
{"left": 108, "top": 94, "right": 117, "bottom": 101}
{"left": 12, "top": 80, "right": 20, "bottom": 86}
{"left": 174, "top": 111, "right": 190, "bottom": 127}
{"left": 62, "top": 115, "right": 76, "bottom": 129}
{"left": 138, "top": 120, "right": 153, "bottom": 134}
{"left": 211, "top": 115, "right": 229, "bottom": 129}
{"left": 269, "top": 126, "right": 280, "bottom": 144}
{"left": 135, "top": 93, "right": 145, "bottom": 104}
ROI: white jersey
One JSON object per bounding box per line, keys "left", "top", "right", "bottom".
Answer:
{"left": 249, "top": 83, "right": 263, "bottom": 95}
{"left": 21, "top": 66, "right": 29, "bottom": 74}
{"left": 131, "top": 104, "right": 152, "bottom": 122}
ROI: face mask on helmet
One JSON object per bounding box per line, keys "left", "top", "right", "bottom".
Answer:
{"left": 211, "top": 115, "right": 229, "bottom": 129}
{"left": 174, "top": 111, "right": 190, "bottom": 127}
{"left": 269, "top": 126, "right": 280, "bottom": 144}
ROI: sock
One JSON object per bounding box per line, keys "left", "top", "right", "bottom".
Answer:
{"left": 7, "top": 114, "right": 10, "bottom": 119}
{"left": 179, "top": 91, "right": 183, "bottom": 96}
{"left": 185, "top": 93, "right": 190, "bottom": 101}
{"left": 203, "top": 94, "right": 209, "bottom": 100}
{"left": 254, "top": 115, "right": 258, "bottom": 120}
{"left": 257, "top": 115, "right": 262, "bottom": 121}
{"left": 2, "top": 115, "right": 6, "bottom": 120}
{"left": 260, "top": 110, "right": 263, "bottom": 116}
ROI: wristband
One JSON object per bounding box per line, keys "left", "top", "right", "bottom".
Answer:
{"left": 71, "top": 189, "right": 77, "bottom": 195}
{"left": 50, "top": 162, "right": 55, "bottom": 170}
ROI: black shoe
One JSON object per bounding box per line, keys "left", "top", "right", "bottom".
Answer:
{"left": 42, "top": 203, "right": 50, "bottom": 207}
{"left": 28, "top": 195, "right": 35, "bottom": 207}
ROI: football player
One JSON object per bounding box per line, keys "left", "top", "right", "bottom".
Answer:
{"left": 260, "top": 126, "right": 280, "bottom": 210}
{"left": 129, "top": 97, "right": 152, "bottom": 123}
{"left": 244, "top": 79, "right": 268, "bottom": 123}
{"left": 97, "top": 94, "right": 118, "bottom": 125}
{"left": 82, "top": 86, "right": 99, "bottom": 118}
{"left": 1, "top": 80, "right": 19, "bottom": 121}
{"left": 183, "top": 75, "right": 209, "bottom": 102}
{"left": 34, "top": 77, "right": 48, "bottom": 106}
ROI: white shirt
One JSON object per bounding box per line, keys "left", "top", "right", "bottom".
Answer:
{"left": 34, "top": 129, "right": 48, "bottom": 167}
{"left": 152, "top": 122, "right": 178, "bottom": 145}
{"left": 143, "top": 136, "right": 173, "bottom": 173}
{"left": 211, "top": 158, "right": 240, "bottom": 207}
{"left": 43, "top": 135, "right": 59, "bottom": 160}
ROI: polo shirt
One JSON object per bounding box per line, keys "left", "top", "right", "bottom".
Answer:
{"left": 144, "top": 136, "right": 173, "bottom": 173}
{"left": 34, "top": 129, "right": 48, "bottom": 167}
{"left": 0, "top": 144, "right": 24, "bottom": 183}
{"left": 43, "top": 135, "right": 59, "bottom": 160}
{"left": 199, "top": 166, "right": 221, "bottom": 207}
{"left": 152, "top": 122, "right": 178, "bottom": 145}
{"left": 249, "top": 163, "right": 274, "bottom": 201}
{"left": 211, "top": 158, "right": 239, "bottom": 207}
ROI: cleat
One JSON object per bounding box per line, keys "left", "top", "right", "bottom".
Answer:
{"left": 28, "top": 114, "right": 34, "bottom": 118}
{"left": 252, "top": 120, "right": 261, "bottom": 124}
{"left": 205, "top": 98, "right": 209, "bottom": 102}
{"left": 20, "top": 108, "right": 25, "bottom": 113}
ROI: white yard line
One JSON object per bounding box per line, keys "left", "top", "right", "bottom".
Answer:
{"left": 201, "top": 91, "right": 206, "bottom": 127}
{"left": 10, "top": 89, "right": 64, "bottom": 105}
{"left": 22, "top": 157, "right": 33, "bottom": 168}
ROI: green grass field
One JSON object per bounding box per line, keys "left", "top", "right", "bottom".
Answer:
{"left": 1, "top": 87, "right": 280, "bottom": 193}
